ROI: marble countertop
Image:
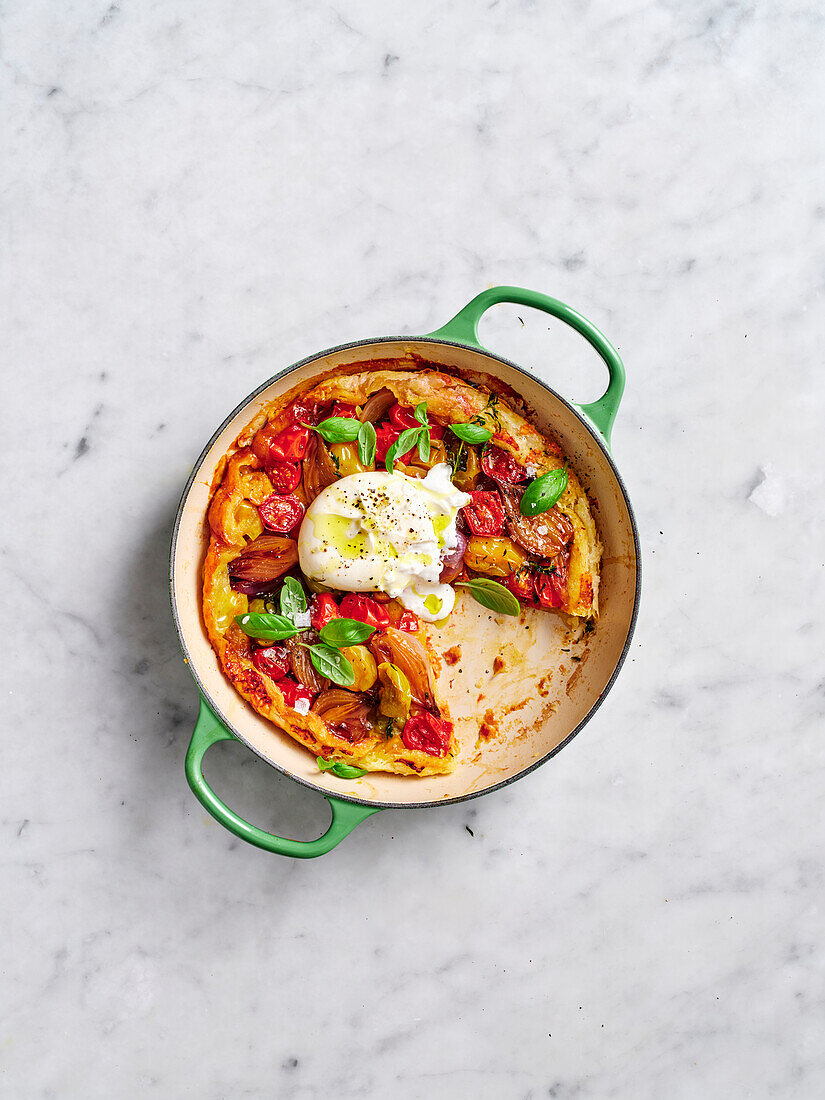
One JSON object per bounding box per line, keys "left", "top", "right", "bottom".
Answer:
{"left": 3, "top": 1, "right": 824, "bottom": 1096}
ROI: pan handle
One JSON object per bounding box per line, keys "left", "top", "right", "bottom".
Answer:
{"left": 185, "top": 698, "right": 381, "bottom": 858}
{"left": 425, "top": 285, "right": 625, "bottom": 447}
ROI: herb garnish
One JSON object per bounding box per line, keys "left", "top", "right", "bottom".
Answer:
{"left": 316, "top": 756, "right": 367, "bottom": 779}
{"left": 305, "top": 416, "right": 361, "bottom": 444}
{"left": 455, "top": 578, "right": 521, "bottom": 616}
{"left": 519, "top": 465, "right": 568, "bottom": 517}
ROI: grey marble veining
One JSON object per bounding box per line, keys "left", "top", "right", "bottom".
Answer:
{"left": 2, "top": 1, "right": 824, "bottom": 1097}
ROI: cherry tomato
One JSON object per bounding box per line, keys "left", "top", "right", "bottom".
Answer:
{"left": 338, "top": 594, "right": 391, "bottom": 629}
{"left": 396, "top": 610, "right": 420, "bottom": 633}
{"left": 310, "top": 593, "right": 339, "bottom": 631}
{"left": 332, "top": 402, "right": 359, "bottom": 419}
{"left": 481, "top": 444, "right": 527, "bottom": 484}
{"left": 401, "top": 713, "right": 452, "bottom": 756}
{"left": 374, "top": 424, "right": 404, "bottom": 463}
{"left": 534, "top": 549, "right": 570, "bottom": 610}
{"left": 387, "top": 403, "right": 442, "bottom": 439}
{"left": 258, "top": 494, "right": 305, "bottom": 533}
{"left": 389, "top": 403, "right": 420, "bottom": 430}
{"left": 265, "top": 459, "right": 302, "bottom": 494}
{"left": 462, "top": 490, "right": 505, "bottom": 536}
{"left": 506, "top": 567, "right": 538, "bottom": 605}
{"left": 268, "top": 425, "right": 311, "bottom": 462}
{"left": 285, "top": 396, "right": 322, "bottom": 426}
{"left": 278, "top": 678, "right": 316, "bottom": 711}
{"left": 252, "top": 644, "right": 290, "bottom": 681}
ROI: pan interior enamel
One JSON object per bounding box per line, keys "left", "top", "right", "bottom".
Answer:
{"left": 172, "top": 340, "right": 638, "bottom": 806}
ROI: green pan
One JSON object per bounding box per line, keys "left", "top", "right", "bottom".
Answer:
{"left": 169, "top": 286, "right": 640, "bottom": 857}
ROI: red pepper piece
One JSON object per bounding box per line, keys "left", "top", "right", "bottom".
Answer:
{"left": 374, "top": 424, "right": 417, "bottom": 464}
{"left": 338, "top": 594, "right": 391, "bottom": 629}
{"left": 462, "top": 490, "right": 505, "bottom": 536}
{"left": 258, "top": 494, "right": 305, "bottom": 534}
{"left": 401, "top": 713, "right": 452, "bottom": 756}
{"left": 332, "top": 402, "right": 359, "bottom": 419}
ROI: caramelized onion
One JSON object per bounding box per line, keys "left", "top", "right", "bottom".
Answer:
{"left": 311, "top": 689, "right": 376, "bottom": 740}
{"left": 499, "top": 487, "right": 574, "bottom": 558}
{"left": 359, "top": 387, "right": 395, "bottom": 424}
{"left": 369, "top": 627, "right": 436, "bottom": 709}
{"left": 439, "top": 532, "right": 467, "bottom": 582}
{"left": 286, "top": 630, "right": 329, "bottom": 694}
{"left": 228, "top": 535, "right": 299, "bottom": 594}
{"left": 302, "top": 434, "right": 339, "bottom": 504}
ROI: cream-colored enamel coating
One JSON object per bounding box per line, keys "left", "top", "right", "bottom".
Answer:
{"left": 172, "top": 340, "right": 637, "bottom": 805}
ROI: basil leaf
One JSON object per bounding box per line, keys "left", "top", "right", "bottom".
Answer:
{"left": 234, "top": 613, "right": 302, "bottom": 641}
{"left": 519, "top": 465, "right": 568, "bottom": 517}
{"left": 455, "top": 578, "right": 521, "bottom": 617}
{"left": 279, "top": 576, "right": 307, "bottom": 620}
{"left": 449, "top": 422, "right": 493, "bottom": 444}
{"left": 357, "top": 420, "right": 376, "bottom": 467}
{"left": 414, "top": 401, "right": 429, "bottom": 427}
{"left": 303, "top": 643, "right": 355, "bottom": 686}
{"left": 417, "top": 426, "right": 431, "bottom": 463}
{"left": 385, "top": 426, "right": 423, "bottom": 472}
{"left": 319, "top": 617, "right": 376, "bottom": 647}
{"left": 308, "top": 416, "right": 361, "bottom": 444}
{"left": 316, "top": 756, "right": 367, "bottom": 779}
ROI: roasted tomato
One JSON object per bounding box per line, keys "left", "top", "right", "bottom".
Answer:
{"left": 265, "top": 460, "right": 302, "bottom": 494}
{"left": 277, "top": 678, "right": 316, "bottom": 712}
{"left": 310, "top": 593, "right": 339, "bottom": 631}
{"left": 499, "top": 486, "right": 574, "bottom": 558}
{"left": 252, "top": 644, "right": 290, "bottom": 681}
{"left": 534, "top": 548, "right": 570, "bottom": 609}
{"left": 481, "top": 443, "right": 527, "bottom": 484}
{"left": 374, "top": 424, "right": 416, "bottom": 464}
{"left": 338, "top": 594, "right": 391, "bottom": 629}
{"left": 401, "top": 713, "right": 452, "bottom": 757}
{"left": 258, "top": 493, "right": 305, "bottom": 533}
{"left": 267, "top": 425, "right": 311, "bottom": 462}
{"left": 395, "top": 610, "right": 420, "bottom": 633}
{"left": 285, "top": 396, "right": 324, "bottom": 426}
{"left": 506, "top": 567, "right": 538, "bottom": 604}
{"left": 462, "top": 490, "right": 505, "bottom": 536}
{"left": 332, "top": 402, "right": 359, "bottom": 419}
{"left": 463, "top": 535, "right": 527, "bottom": 577}
{"left": 389, "top": 403, "right": 420, "bottom": 430}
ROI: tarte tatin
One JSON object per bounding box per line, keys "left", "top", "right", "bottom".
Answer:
{"left": 203, "top": 362, "right": 601, "bottom": 777}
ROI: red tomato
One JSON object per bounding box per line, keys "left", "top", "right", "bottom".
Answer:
{"left": 396, "top": 610, "right": 419, "bottom": 633}
{"left": 310, "top": 593, "right": 339, "bottom": 631}
{"left": 332, "top": 402, "right": 359, "bottom": 419}
{"left": 462, "top": 490, "right": 505, "bottom": 536}
{"left": 506, "top": 568, "right": 537, "bottom": 605}
{"left": 389, "top": 403, "right": 420, "bottom": 430}
{"left": 374, "top": 424, "right": 403, "bottom": 463}
{"left": 481, "top": 444, "right": 527, "bottom": 484}
{"left": 265, "top": 460, "right": 302, "bottom": 494}
{"left": 401, "top": 713, "right": 453, "bottom": 756}
{"left": 252, "top": 644, "right": 290, "bottom": 681}
{"left": 387, "top": 403, "right": 442, "bottom": 439}
{"left": 534, "top": 549, "right": 570, "bottom": 609}
{"left": 278, "top": 678, "right": 316, "bottom": 711}
{"left": 285, "top": 397, "right": 322, "bottom": 426}
{"left": 338, "top": 594, "right": 391, "bottom": 629}
{"left": 268, "top": 425, "right": 311, "bottom": 462}
{"left": 258, "top": 494, "right": 305, "bottom": 533}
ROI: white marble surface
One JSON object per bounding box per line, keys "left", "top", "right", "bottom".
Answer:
{"left": 2, "top": 1, "right": 824, "bottom": 1096}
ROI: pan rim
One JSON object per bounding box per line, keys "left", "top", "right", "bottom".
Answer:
{"left": 169, "top": 335, "right": 641, "bottom": 810}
